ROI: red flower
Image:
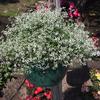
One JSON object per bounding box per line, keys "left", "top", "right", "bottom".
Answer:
{"left": 32, "top": 97, "right": 41, "bottom": 100}
{"left": 44, "top": 91, "right": 52, "bottom": 100}
{"left": 26, "top": 95, "right": 33, "bottom": 100}
{"left": 34, "top": 87, "right": 43, "bottom": 95}
{"left": 25, "top": 79, "right": 35, "bottom": 89}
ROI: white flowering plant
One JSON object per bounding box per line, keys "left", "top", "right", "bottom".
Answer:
{"left": 0, "top": 9, "right": 96, "bottom": 74}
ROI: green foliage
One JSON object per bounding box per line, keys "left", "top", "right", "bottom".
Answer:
{"left": 90, "top": 69, "right": 100, "bottom": 91}
{"left": 0, "top": 63, "right": 12, "bottom": 89}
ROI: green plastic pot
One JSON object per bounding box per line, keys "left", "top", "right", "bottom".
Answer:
{"left": 25, "top": 65, "right": 66, "bottom": 87}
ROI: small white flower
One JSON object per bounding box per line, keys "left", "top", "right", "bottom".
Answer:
{"left": 0, "top": 9, "right": 96, "bottom": 72}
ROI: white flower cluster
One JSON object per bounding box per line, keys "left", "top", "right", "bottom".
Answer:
{"left": 0, "top": 9, "right": 96, "bottom": 71}
{"left": 92, "top": 50, "right": 100, "bottom": 57}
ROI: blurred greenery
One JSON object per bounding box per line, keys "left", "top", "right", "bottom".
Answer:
{"left": 0, "top": 0, "right": 38, "bottom": 17}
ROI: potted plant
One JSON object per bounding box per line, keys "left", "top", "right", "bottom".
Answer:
{"left": 81, "top": 68, "right": 100, "bottom": 100}
{"left": 0, "top": 9, "right": 96, "bottom": 87}
{"left": 89, "top": 68, "right": 100, "bottom": 100}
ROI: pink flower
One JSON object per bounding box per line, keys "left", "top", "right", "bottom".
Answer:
{"left": 91, "top": 36, "right": 99, "bottom": 47}
{"left": 69, "top": 2, "right": 75, "bottom": 9}
{"left": 35, "top": 3, "right": 41, "bottom": 11}
{"left": 92, "top": 36, "right": 98, "bottom": 42}
{"left": 25, "top": 79, "right": 35, "bottom": 89}
{"left": 44, "top": 89, "right": 52, "bottom": 100}
{"left": 26, "top": 95, "right": 33, "bottom": 100}
{"left": 68, "top": 12, "right": 73, "bottom": 18}
{"left": 44, "top": 91, "right": 52, "bottom": 99}
{"left": 73, "top": 9, "right": 80, "bottom": 17}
